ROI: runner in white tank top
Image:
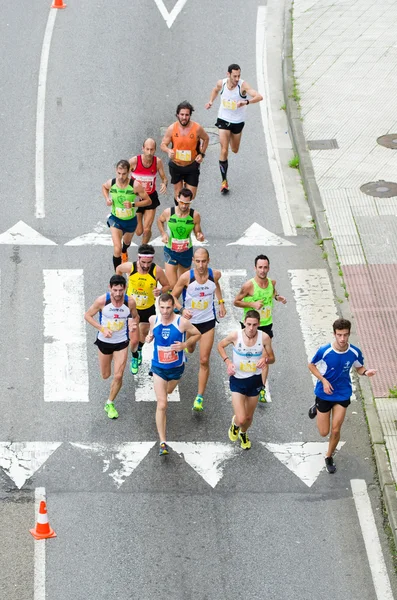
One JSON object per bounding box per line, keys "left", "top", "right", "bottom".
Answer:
{"left": 205, "top": 63, "right": 263, "bottom": 194}
{"left": 217, "top": 310, "right": 275, "bottom": 450}
{"left": 172, "top": 248, "right": 226, "bottom": 412}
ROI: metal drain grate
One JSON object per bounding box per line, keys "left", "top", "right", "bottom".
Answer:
{"left": 360, "top": 180, "right": 397, "bottom": 198}
{"left": 307, "top": 139, "right": 338, "bottom": 150}
{"left": 377, "top": 134, "right": 397, "bottom": 149}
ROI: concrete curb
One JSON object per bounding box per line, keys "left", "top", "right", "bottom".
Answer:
{"left": 282, "top": 0, "right": 397, "bottom": 545}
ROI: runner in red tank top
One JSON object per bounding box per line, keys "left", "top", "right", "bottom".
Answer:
{"left": 129, "top": 138, "right": 168, "bottom": 243}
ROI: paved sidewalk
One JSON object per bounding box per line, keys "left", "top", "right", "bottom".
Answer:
{"left": 286, "top": 0, "right": 397, "bottom": 540}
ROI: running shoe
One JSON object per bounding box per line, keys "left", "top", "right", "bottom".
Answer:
{"left": 104, "top": 402, "right": 118, "bottom": 419}
{"left": 137, "top": 349, "right": 142, "bottom": 366}
{"left": 159, "top": 442, "right": 169, "bottom": 456}
{"left": 228, "top": 416, "right": 239, "bottom": 442}
{"left": 308, "top": 403, "right": 317, "bottom": 419}
{"left": 121, "top": 251, "right": 128, "bottom": 263}
{"left": 130, "top": 356, "right": 139, "bottom": 375}
{"left": 192, "top": 395, "right": 204, "bottom": 411}
{"left": 148, "top": 370, "right": 153, "bottom": 377}
{"left": 258, "top": 388, "right": 267, "bottom": 403}
{"left": 239, "top": 431, "right": 251, "bottom": 450}
{"left": 325, "top": 456, "right": 336, "bottom": 474}
{"left": 221, "top": 180, "right": 229, "bottom": 194}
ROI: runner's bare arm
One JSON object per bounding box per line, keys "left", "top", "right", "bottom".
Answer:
{"left": 308, "top": 362, "right": 333, "bottom": 394}
{"left": 157, "top": 208, "right": 170, "bottom": 243}
{"left": 115, "top": 263, "right": 132, "bottom": 276}
{"left": 197, "top": 126, "right": 210, "bottom": 158}
{"left": 233, "top": 281, "right": 261, "bottom": 310}
{"left": 356, "top": 366, "right": 377, "bottom": 377}
{"left": 241, "top": 81, "right": 263, "bottom": 104}
{"left": 179, "top": 320, "right": 201, "bottom": 351}
{"left": 133, "top": 181, "right": 151, "bottom": 207}
{"left": 157, "top": 157, "right": 168, "bottom": 194}
{"left": 217, "top": 332, "right": 238, "bottom": 376}
{"left": 214, "top": 270, "right": 227, "bottom": 318}
{"left": 193, "top": 212, "right": 205, "bottom": 242}
{"left": 272, "top": 280, "right": 287, "bottom": 304}
{"left": 160, "top": 126, "right": 175, "bottom": 160}
{"left": 155, "top": 266, "right": 171, "bottom": 295}
{"left": 145, "top": 315, "right": 156, "bottom": 343}
{"left": 128, "top": 156, "right": 138, "bottom": 172}
{"left": 84, "top": 296, "right": 111, "bottom": 337}
{"left": 205, "top": 79, "right": 223, "bottom": 109}
{"left": 102, "top": 179, "right": 112, "bottom": 206}
{"left": 260, "top": 333, "right": 275, "bottom": 365}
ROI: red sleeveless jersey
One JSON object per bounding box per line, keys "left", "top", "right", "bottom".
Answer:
{"left": 131, "top": 155, "right": 157, "bottom": 194}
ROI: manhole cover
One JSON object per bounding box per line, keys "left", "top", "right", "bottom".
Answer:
{"left": 307, "top": 138, "right": 338, "bottom": 150}
{"left": 377, "top": 134, "right": 397, "bottom": 149}
{"left": 360, "top": 180, "right": 397, "bottom": 198}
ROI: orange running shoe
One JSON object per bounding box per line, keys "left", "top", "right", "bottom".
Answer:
{"left": 121, "top": 252, "right": 128, "bottom": 263}
{"left": 221, "top": 180, "right": 229, "bottom": 194}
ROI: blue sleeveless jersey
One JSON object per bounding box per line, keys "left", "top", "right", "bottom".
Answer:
{"left": 152, "top": 315, "right": 185, "bottom": 369}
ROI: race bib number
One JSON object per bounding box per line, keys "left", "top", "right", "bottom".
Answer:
{"left": 133, "top": 294, "right": 147, "bottom": 308}
{"left": 175, "top": 149, "right": 192, "bottom": 162}
{"left": 191, "top": 299, "right": 208, "bottom": 310}
{"left": 260, "top": 306, "right": 271, "bottom": 321}
{"left": 115, "top": 206, "right": 133, "bottom": 219}
{"left": 158, "top": 346, "right": 178, "bottom": 364}
{"left": 107, "top": 319, "right": 124, "bottom": 332}
{"left": 135, "top": 176, "right": 154, "bottom": 193}
{"left": 239, "top": 361, "right": 258, "bottom": 373}
{"left": 222, "top": 99, "right": 237, "bottom": 110}
{"left": 171, "top": 238, "right": 189, "bottom": 252}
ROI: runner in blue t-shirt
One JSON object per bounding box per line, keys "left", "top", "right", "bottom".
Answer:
{"left": 308, "top": 318, "right": 376, "bottom": 473}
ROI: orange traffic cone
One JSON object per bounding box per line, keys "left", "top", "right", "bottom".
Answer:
{"left": 30, "top": 501, "right": 57, "bottom": 540}
{"left": 51, "top": 0, "right": 67, "bottom": 8}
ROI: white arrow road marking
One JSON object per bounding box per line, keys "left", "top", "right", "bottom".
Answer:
{"left": 256, "top": 7, "right": 296, "bottom": 237}
{"left": 262, "top": 441, "right": 345, "bottom": 487}
{"left": 71, "top": 442, "right": 156, "bottom": 488}
{"left": 0, "top": 443, "right": 61, "bottom": 489}
{"left": 0, "top": 221, "right": 57, "bottom": 245}
{"left": 168, "top": 442, "right": 238, "bottom": 488}
{"left": 351, "top": 479, "right": 394, "bottom": 600}
{"left": 289, "top": 269, "right": 357, "bottom": 401}
{"left": 43, "top": 270, "right": 89, "bottom": 401}
{"left": 134, "top": 342, "right": 180, "bottom": 402}
{"left": 64, "top": 221, "right": 138, "bottom": 247}
{"left": 149, "top": 234, "right": 208, "bottom": 247}
{"left": 36, "top": 8, "right": 57, "bottom": 218}
{"left": 153, "top": 0, "right": 189, "bottom": 28}
{"left": 227, "top": 223, "right": 295, "bottom": 246}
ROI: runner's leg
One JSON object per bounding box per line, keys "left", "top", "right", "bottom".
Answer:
{"left": 108, "top": 347, "right": 128, "bottom": 402}
{"left": 230, "top": 131, "right": 243, "bottom": 154}
{"left": 135, "top": 212, "right": 143, "bottom": 237}
{"left": 197, "top": 328, "right": 215, "bottom": 396}
{"left": 110, "top": 227, "right": 123, "bottom": 270}
{"left": 153, "top": 373, "right": 169, "bottom": 442}
{"left": 240, "top": 394, "right": 259, "bottom": 433}
{"left": 141, "top": 209, "right": 156, "bottom": 244}
{"left": 98, "top": 351, "right": 112, "bottom": 380}
{"left": 327, "top": 404, "right": 347, "bottom": 457}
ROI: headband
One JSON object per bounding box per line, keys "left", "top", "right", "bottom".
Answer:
{"left": 138, "top": 254, "right": 155, "bottom": 258}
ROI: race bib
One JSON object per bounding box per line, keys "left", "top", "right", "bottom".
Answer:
{"left": 191, "top": 299, "right": 208, "bottom": 310}
{"left": 175, "top": 149, "right": 192, "bottom": 162}
{"left": 222, "top": 99, "right": 237, "bottom": 110}
{"left": 133, "top": 294, "right": 147, "bottom": 308}
{"left": 260, "top": 306, "right": 271, "bottom": 321}
{"left": 115, "top": 206, "right": 133, "bottom": 219}
{"left": 171, "top": 238, "right": 189, "bottom": 252}
{"left": 158, "top": 346, "right": 178, "bottom": 364}
{"left": 240, "top": 361, "right": 258, "bottom": 373}
{"left": 107, "top": 319, "right": 124, "bottom": 332}
{"left": 135, "top": 176, "right": 154, "bottom": 193}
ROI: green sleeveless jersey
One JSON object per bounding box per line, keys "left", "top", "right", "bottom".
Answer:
{"left": 243, "top": 278, "right": 274, "bottom": 326}
{"left": 166, "top": 207, "right": 195, "bottom": 252}
{"left": 110, "top": 178, "right": 137, "bottom": 221}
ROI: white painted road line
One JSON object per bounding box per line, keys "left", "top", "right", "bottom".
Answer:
{"left": 35, "top": 8, "right": 57, "bottom": 219}
{"left": 256, "top": 6, "right": 296, "bottom": 237}
{"left": 34, "top": 487, "right": 46, "bottom": 600}
{"left": 43, "top": 270, "right": 89, "bottom": 401}
{"left": 0, "top": 221, "right": 57, "bottom": 245}
{"left": 351, "top": 479, "right": 394, "bottom": 600}
{"left": 0, "top": 442, "right": 62, "bottom": 489}
{"left": 153, "top": 0, "right": 189, "bottom": 28}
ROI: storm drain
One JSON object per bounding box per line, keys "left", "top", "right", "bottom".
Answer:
{"left": 377, "top": 134, "right": 397, "bottom": 149}
{"left": 307, "top": 139, "right": 338, "bottom": 150}
{"left": 360, "top": 180, "right": 397, "bottom": 198}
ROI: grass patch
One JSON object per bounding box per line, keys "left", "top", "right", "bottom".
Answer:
{"left": 389, "top": 386, "right": 397, "bottom": 398}
{"left": 289, "top": 155, "right": 300, "bottom": 169}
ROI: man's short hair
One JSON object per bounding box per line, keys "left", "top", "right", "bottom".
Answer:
{"left": 116, "top": 159, "right": 130, "bottom": 171}
{"left": 194, "top": 247, "right": 209, "bottom": 259}
{"left": 109, "top": 275, "right": 126, "bottom": 288}
{"left": 255, "top": 254, "right": 270, "bottom": 267}
{"left": 244, "top": 310, "right": 260, "bottom": 322}
{"left": 333, "top": 318, "right": 351, "bottom": 333}
{"left": 176, "top": 101, "right": 194, "bottom": 115}
{"left": 138, "top": 243, "right": 155, "bottom": 255}
{"left": 178, "top": 187, "right": 193, "bottom": 201}
{"left": 228, "top": 63, "right": 241, "bottom": 73}
{"left": 159, "top": 292, "right": 174, "bottom": 305}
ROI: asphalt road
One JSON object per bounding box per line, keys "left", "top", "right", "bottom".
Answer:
{"left": 1, "top": 1, "right": 396, "bottom": 599}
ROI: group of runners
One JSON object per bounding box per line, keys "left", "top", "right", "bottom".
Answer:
{"left": 85, "top": 63, "right": 376, "bottom": 472}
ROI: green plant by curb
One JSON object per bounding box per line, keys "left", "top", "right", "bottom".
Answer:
{"left": 280, "top": 103, "right": 286, "bottom": 111}
{"left": 289, "top": 155, "right": 299, "bottom": 169}
{"left": 389, "top": 386, "right": 397, "bottom": 398}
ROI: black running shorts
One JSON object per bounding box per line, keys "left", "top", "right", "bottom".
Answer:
{"left": 168, "top": 160, "right": 200, "bottom": 187}
{"left": 215, "top": 118, "right": 245, "bottom": 135}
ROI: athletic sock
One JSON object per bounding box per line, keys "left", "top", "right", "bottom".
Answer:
{"left": 132, "top": 351, "right": 139, "bottom": 358}
{"left": 113, "top": 255, "right": 122, "bottom": 270}
{"left": 219, "top": 160, "right": 228, "bottom": 181}
{"left": 122, "top": 242, "right": 131, "bottom": 253}
{"left": 138, "top": 342, "right": 144, "bottom": 350}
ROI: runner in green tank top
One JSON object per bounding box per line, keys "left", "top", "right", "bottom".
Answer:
{"left": 157, "top": 187, "right": 205, "bottom": 289}
{"left": 234, "top": 254, "right": 287, "bottom": 402}
{"left": 102, "top": 160, "right": 151, "bottom": 271}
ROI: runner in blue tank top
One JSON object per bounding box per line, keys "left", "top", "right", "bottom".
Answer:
{"left": 146, "top": 293, "right": 201, "bottom": 456}
{"left": 308, "top": 318, "right": 376, "bottom": 473}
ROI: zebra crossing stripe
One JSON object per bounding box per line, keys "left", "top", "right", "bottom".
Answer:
{"left": 43, "top": 270, "right": 89, "bottom": 402}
